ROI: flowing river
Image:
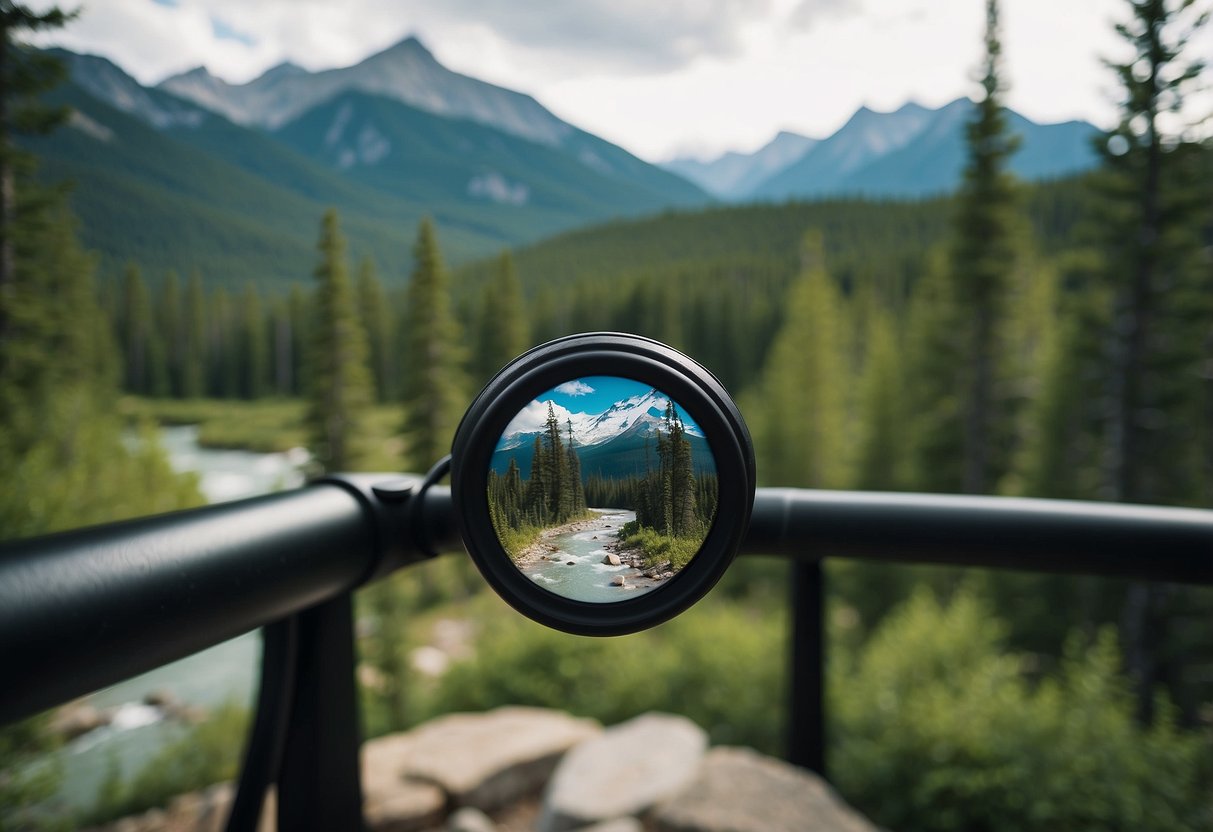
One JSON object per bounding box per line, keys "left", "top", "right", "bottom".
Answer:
{"left": 40, "top": 426, "right": 309, "bottom": 812}
{"left": 523, "top": 509, "right": 668, "bottom": 603}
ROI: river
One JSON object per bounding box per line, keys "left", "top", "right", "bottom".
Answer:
{"left": 41, "top": 426, "right": 309, "bottom": 813}
{"left": 522, "top": 509, "right": 670, "bottom": 603}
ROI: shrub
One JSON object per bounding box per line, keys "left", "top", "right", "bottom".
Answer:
{"left": 830, "top": 587, "right": 1213, "bottom": 832}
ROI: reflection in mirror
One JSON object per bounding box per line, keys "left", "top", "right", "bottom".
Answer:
{"left": 488, "top": 376, "right": 718, "bottom": 603}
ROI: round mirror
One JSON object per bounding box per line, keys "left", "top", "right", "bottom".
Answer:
{"left": 451, "top": 333, "right": 754, "bottom": 636}
{"left": 489, "top": 376, "right": 718, "bottom": 603}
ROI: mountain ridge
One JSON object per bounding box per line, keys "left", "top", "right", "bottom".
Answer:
{"left": 665, "top": 98, "right": 1099, "bottom": 201}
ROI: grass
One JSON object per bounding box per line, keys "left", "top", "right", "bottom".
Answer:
{"left": 618, "top": 522, "right": 704, "bottom": 571}
{"left": 120, "top": 396, "right": 411, "bottom": 471}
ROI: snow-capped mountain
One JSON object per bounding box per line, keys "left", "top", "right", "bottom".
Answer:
{"left": 497, "top": 388, "right": 703, "bottom": 452}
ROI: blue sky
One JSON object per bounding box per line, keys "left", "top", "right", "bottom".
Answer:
{"left": 29, "top": 0, "right": 1211, "bottom": 161}
{"left": 496, "top": 375, "right": 704, "bottom": 447}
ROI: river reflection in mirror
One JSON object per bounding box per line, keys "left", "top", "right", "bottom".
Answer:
{"left": 487, "top": 376, "right": 718, "bottom": 603}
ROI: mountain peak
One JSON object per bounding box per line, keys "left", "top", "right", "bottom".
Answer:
{"left": 259, "top": 61, "right": 308, "bottom": 81}
{"left": 381, "top": 34, "right": 434, "bottom": 59}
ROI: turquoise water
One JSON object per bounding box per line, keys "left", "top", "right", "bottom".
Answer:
{"left": 523, "top": 509, "right": 670, "bottom": 603}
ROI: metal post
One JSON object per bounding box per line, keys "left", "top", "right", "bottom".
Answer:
{"left": 788, "top": 559, "right": 825, "bottom": 777}
{"left": 276, "top": 594, "right": 366, "bottom": 831}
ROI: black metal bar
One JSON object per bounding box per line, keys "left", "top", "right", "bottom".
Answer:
{"left": 788, "top": 560, "right": 825, "bottom": 776}
{"left": 0, "top": 479, "right": 463, "bottom": 726}
{"left": 226, "top": 617, "right": 298, "bottom": 832}
{"left": 744, "top": 489, "right": 1213, "bottom": 583}
{"left": 277, "top": 594, "right": 366, "bottom": 831}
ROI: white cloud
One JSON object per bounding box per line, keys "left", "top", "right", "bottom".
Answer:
{"left": 555, "top": 380, "right": 594, "bottom": 396}
{"left": 501, "top": 399, "right": 576, "bottom": 438}
{"left": 28, "top": 0, "right": 1198, "bottom": 160}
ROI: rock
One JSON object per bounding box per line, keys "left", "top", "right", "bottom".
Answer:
{"left": 50, "top": 701, "right": 109, "bottom": 740}
{"left": 446, "top": 806, "right": 497, "bottom": 832}
{"left": 575, "top": 820, "right": 644, "bottom": 832}
{"left": 387, "top": 706, "right": 601, "bottom": 812}
{"left": 603, "top": 553, "right": 621, "bottom": 566}
{"left": 652, "top": 747, "right": 878, "bottom": 832}
{"left": 538, "top": 713, "right": 707, "bottom": 832}
{"left": 142, "top": 689, "right": 177, "bottom": 709}
{"left": 566, "top": 561, "right": 575, "bottom": 566}
{"left": 611, "top": 575, "right": 626, "bottom": 587}
{"left": 362, "top": 735, "right": 447, "bottom": 832}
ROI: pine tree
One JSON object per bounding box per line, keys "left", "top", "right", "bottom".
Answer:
{"left": 854, "top": 303, "right": 906, "bottom": 490}
{"left": 1091, "top": 0, "right": 1210, "bottom": 720}
{"left": 304, "top": 208, "right": 374, "bottom": 472}
{"left": 951, "top": 0, "right": 1022, "bottom": 493}
{"left": 120, "top": 262, "right": 153, "bottom": 394}
{"left": 239, "top": 282, "right": 267, "bottom": 400}
{"left": 753, "top": 231, "right": 850, "bottom": 489}
{"left": 357, "top": 256, "right": 396, "bottom": 402}
{"left": 159, "top": 271, "right": 184, "bottom": 398}
{"left": 182, "top": 270, "right": 206, "bottom": 399}
{"left": 0, "top": 15, "right": 199, "bottom": 819}
{"left": 474, "top": 250, "right": 530, "bottom": 383}
{"left": 401, "top": 218, "right": 466, "bottom": 470}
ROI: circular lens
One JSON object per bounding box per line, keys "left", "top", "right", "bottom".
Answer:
{"left": 451, "top": 332, "right": 754, "bottom": 636}
{"left": 488, "top": 376, "right": 718, "bottom": 603}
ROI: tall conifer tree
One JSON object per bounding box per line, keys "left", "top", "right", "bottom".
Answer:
{"left": 182, "top": 270, "right": 206, "bottom": 399}
{"left": 401, "top": 218, "right": 466, "bottom": 470}
{"left": 304, "top": 208, "right": 374, "bottom": 472}
{"left": 474, "top": 250, "right": 530, "bottom": 383}
{"left": 952, "top": 0, "right": 1021, "bottom": 493}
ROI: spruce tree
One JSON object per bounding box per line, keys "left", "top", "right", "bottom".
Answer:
{"left": 303, "top": 208, "right": 374, "bottom": 472}
{"left": 951, "top": 0, "right": 1021, "bottom": 493}
{"left": 357, "top": 256, "right": 396, "bottom": 402}
{"left": 182, "top": 270, "right": 206, "bottom": 399}
{"left": 401, "top": 218, "right": 466, "bottom": 470}
{"left": 120, "top": 262, "right": 153, "bottom": 394}
{"left": 474, "top": 250, "right": 530, "bottom": 383}
{"left": 240, "top": 282, "right": 267, "bottom": 400}
{"left": 1092, "top": 0, "right": 1210, "bottom": 720}
{"left": 159, "top": 271, "right": 183, "bottom": 398}
{"left": 753, "top": 231, "right": 850, "bottom": 489}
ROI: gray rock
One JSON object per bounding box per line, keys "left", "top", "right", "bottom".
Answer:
{"left": 574, "top": 820, "right": 644, "bottom": 832}
{"left": 447, "top": 806, "right": 497, "bottom": 832}
{"left": 652, "top": 746, "right": 878, "bottom": 832}
{"left": 539, "top": 712, "right": 707, "bottom": 832}
{"left": 391, "top": 706, "right": 601, "bottom": 811}
{"left": 603, "top": 553, "right": 621, "bottom": 566}
{"left": 362, "top": 734, "right": 448, "bottom": 831}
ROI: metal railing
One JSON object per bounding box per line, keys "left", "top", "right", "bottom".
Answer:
{"left": 1, "top": 478, "right": 1210, "bottom": 827}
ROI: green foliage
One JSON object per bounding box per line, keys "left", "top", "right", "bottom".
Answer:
{"left": 303, "top": 208, "right": 375, "bottom": 472}
{"left": 473, "top": 250, "right": 530, "bottom": 384}
{"left": 0, "top": 712, "right": 66, "bottom": 832}
{"left": 401, "top": 218, "right": 467, "bottom": 470}
{"left": 618, "top": 524, "right": 701, "bottom": 571}
{"left": 830, "top": 588, "right": 1213, "bottom": 832}
{"left": 77, "top": 703, "right": 248, "bottom": 827}
{"left": 750, "top": 231, "right": 851, "bottom": 488}
{"left": 425, "top": 595, "right": 786, "bottom": 753}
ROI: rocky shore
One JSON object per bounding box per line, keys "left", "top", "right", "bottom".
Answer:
{"left": 512, "top": 515, "right": 607, "bottom": 569}
{"left": 85, "top": 707, "right": 879, "bottom": 832}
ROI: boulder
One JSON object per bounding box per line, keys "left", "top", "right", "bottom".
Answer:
{"left": 362, "top": 735, "right": 450, "bottom": 831}
{"left": 446, "top": 807, "right": 497, "bottom": 832}
{"left": 611, "top": 575, "right": 626, "bottom": 587}
{"left": 652, "top": 746, "right": 878, "bottom": 832}
{"left": 538, "top": 713, "right": 707, "bottom": 832}
{"left": 602, "top": 554, "right": 622, "bottom": 566}
{"left": 575, "top": 820, "right": 644, "bottom": 832}
{"left": 388, "top": 706, "right": 601, "bottom": 812}
{"left": 566, "top": 561, "right": 576, "bottom": 566}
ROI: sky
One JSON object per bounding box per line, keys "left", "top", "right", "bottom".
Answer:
{"left": 27, "top": 0, "right": 1212, "bottom": 162}
{"left": 498, "top": 377, "right": 703, "bottom": 446}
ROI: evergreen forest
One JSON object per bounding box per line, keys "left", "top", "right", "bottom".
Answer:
{"left": 2, "top": 1, "right": 1213, "bottom": 831}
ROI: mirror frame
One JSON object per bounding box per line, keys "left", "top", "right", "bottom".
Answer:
{"left": 451, "top": 332, "right": 755, "bottom": 636}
